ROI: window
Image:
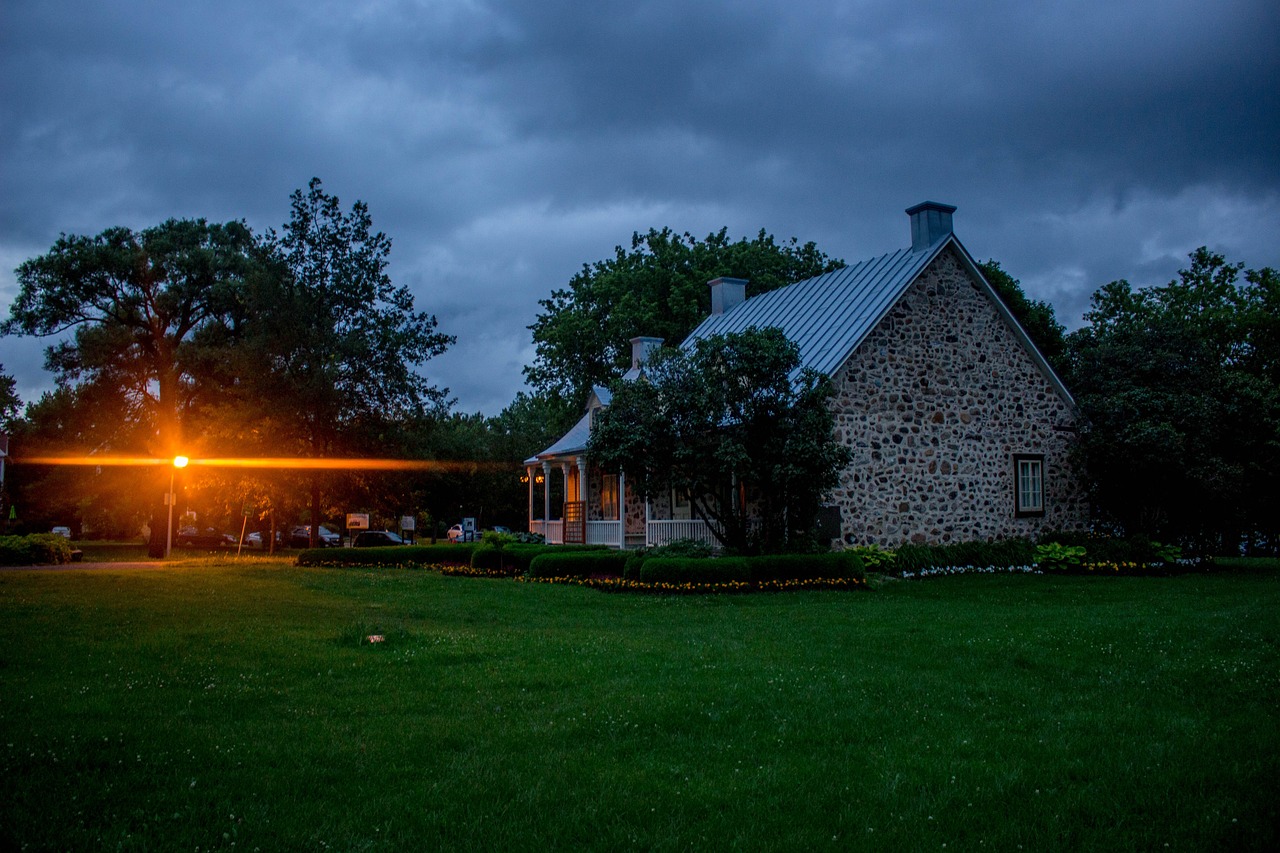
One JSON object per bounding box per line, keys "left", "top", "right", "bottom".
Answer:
{"left": 601, "top": 474, "right": 619, "bottom": 520}
{"left": 671, "top": 489, "right": 692, "bottom": 520}
{"left": 1014, "top": 454, "right": 1045, "bottom": 517}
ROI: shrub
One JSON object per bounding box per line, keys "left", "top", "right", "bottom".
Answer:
{"left": 889, "top": 538, "right": 1036, "bottom": 575}
{"left": 847, "top": 544, "right": 894, "bottom": 572}
{"left": 296, "top": 543, "right": 478, "bottom": 567}
{"left": 0, "top": 533, "right": 75, "bottom": 566}
{"left": 639, "top": 557, "right": 751, "bottom": 585}
{"left": 748, "top": 552, "right": 864, "bottom": 582}
{"left": 526, "top": 550, "right": 631, "bottom": 579}
{"left": 1035, "top": 542, "right": 1087, "bottom": 572}
{"left": 622, "top": 539, "right": 715, "bottom": 580}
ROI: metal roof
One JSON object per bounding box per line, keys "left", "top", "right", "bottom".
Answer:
{"left": 684, "top": 237, "right": 944, "bottom": 378}
{"left": 681, "top": 233, "right": 1075, "bottom": 408}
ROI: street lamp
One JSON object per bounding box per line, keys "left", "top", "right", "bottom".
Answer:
{"left": 165, "top": 455, "right": 189, "bottom": 558}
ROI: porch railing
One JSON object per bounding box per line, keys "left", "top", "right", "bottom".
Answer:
{"left": 530, "top": 519, "right": 564, "bottom": 545}
{"left": 585, "top": 520, "right": 623, "bottom": 547}
{"left": 646, "top": 519, "right": 719, "bottom": 548}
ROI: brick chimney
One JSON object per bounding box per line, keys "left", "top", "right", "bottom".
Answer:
{"left": 630, "top": 336, "right": 664, "bottom": 370}
{"left": 708, "top": 276, "right": 748, "bottom": 315}
{"left": 906, "top": 201, "right": 957, "bottom": 252}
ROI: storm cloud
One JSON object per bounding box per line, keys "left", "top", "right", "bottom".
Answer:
{"left": 3, "top": 0, "right": 1277, "bottom": 413}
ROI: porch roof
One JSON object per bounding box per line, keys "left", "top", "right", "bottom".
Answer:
{"left": 523, "top": 410, "right": 591, "bottom": 465}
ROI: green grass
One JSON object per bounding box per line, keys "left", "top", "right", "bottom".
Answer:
{"left": 1, "top": 564, "right": 1276, "bottom": 850}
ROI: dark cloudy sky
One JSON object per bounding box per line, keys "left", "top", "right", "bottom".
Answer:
{"left": 3, "top": 0, "right": 1278, "bottom": 415}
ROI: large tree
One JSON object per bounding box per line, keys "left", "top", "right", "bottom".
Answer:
{"left": 588, "top": 327, "right": 849, "bottom": 553}
{"left": 3, "top": 219, "right": 256, "bottom": 454}
{"left": 527, "top": 228, "right": 843, "bottom": 404}
{"left": 1063, "top": 248, "right": 1280, "bottom": 551}
{"left": 232, "top": 178, "right": 455, "bottom": 546}
{"left": 3, "top": 219, "right": 257, "bottom": 551}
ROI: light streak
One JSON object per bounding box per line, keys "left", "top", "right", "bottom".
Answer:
{"left": 12, "top": 455, "right": 506, "bottom": 472}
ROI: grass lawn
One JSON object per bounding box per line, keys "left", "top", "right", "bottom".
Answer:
{"left": 1, "top": 562, "right": 1276, "bottom": 850}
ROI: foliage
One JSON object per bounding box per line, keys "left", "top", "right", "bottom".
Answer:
{"left": 526, "top": 227, "right": 843, "bottom": 404}
{"left": 0, "top": 363, "right": 20, "bottom": 430}
{"left": 1063, "top": 248, "right": 1280, "bottom": 551}
{"left": 589, "top": 327, "right": 850, "bottom": 553}
{"left": 0, "top": 533, "right": 75, "bottom": 566}
{"left": 890, "top": 538, "right": 1037, "bottom": 575}
{"left": 639, "top": 556, "right": 752, "bottom": 585}
{"left": 524, "top": 550, "right": 631, "bottom": 579}
{"left": 3, "top": 218, "right": 257, "bottom": 455}
{"left": 846, "top": 544, "right": 895, "bottom": 572}
{"left": 977, "top": 260, "right": 1068, "bottom": 372}
{"left": 1034, "top": 542, "right": 1088, "bottom": 572}
{"left": 227, "top": 178, "right": 455, "bottom": 546}
{"left": 635, "top": 552, "right": 862, "bottom": 585}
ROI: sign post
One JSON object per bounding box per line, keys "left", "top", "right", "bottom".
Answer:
{"left": 346, "top": 513, "right": 370, "bottom": 547}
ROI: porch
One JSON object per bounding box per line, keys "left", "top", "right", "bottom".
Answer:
{"left": 529, "top": 503, "right": 721, "bottom": 550}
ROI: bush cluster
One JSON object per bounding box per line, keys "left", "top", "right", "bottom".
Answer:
{"left": 526, "top": 550, "right": 632, "bottom": 579}
{"left": 638, "top": 552, "right": 863, "bottom": 585}
{"left": 891, "top": 538, "right": 1036, "bottom": 574}
{"left": 0, "top": 534, "right": 75, "bottom": 566}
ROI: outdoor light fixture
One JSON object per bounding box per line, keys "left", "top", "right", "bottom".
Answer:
{"left": 165, "top": 455, "right": 189, "bottom": 559}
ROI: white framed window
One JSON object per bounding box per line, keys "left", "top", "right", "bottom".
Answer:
{"left": 1014, "top": 454, "right": 1045, "bottom": 518}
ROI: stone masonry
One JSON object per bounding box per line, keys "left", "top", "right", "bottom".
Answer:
{"left": 828, "top": 246, "right": 1088, "bottom": 547}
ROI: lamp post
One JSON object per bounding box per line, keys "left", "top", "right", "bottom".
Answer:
{"left": 165, "top": 455, "right": 189, "bottom": 558}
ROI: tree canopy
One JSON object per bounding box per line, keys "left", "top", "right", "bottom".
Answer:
{"left": 588, "top": 327, "right": 849, "bottom": 553}
{"left": 3, "top": 219, "right": 256, "bottom": 455}
{"left": 1063, "top": 248, "right": 1280, "bottom": 550}
{"left": 526, "top": 228, "right": 843, "bottom": 404}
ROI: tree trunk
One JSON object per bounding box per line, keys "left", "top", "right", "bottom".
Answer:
{"left": 310, "top": 476, "right": 322, "bottom": 548}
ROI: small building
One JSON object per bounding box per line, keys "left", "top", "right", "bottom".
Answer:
{"left": 525, "top": 202, "right": 1087, "bottom": 548}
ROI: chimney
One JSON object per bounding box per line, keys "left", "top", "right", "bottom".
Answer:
{"left": 708, "top": 276, "right": 748, "bottom": 315}
{"left": 905, "top": 201, "right": 957, "bottom": 252}
{"left": 630, "top": 336, "right": 664, "bottom": 370}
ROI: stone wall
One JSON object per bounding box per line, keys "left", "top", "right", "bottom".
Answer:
{"left": 828, "top": 246, "right": 1088, "bottom": 546}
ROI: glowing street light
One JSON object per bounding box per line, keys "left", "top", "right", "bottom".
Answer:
{"left": 165, "top": 455, "right": 189, "bottom": 559}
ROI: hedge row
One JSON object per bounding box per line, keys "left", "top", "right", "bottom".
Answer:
{"left": 295, "top": 542, "right": 480, "bottom": 567}
{"left": 887, "top": 534, "right": 1189, "bottom": 575}
{"left": 891, "top": 539, "right": 1037, "bottom": 574}
{"left": 525, "top": 550, "right": 631, "bottom": 579}
{"left": 639, "top": 552, "right": 864, "bottom": 585}
{"left": 0, "top": 533, "right": 76, "bottom": 567}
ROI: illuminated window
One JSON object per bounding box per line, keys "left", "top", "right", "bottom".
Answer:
{"left": 1014, "top": 454, "right": 1045, "bottom": 517}
{"left": 601, "top": 474, "right": 619, "bottom": 520}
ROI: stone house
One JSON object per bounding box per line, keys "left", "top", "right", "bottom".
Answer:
{"left": 525, "top": 201, "right": 1088, "bottom": 548}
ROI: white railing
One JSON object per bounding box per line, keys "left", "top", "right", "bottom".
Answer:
{"left": 530, "top": 519, "right": 564, "bottom": 544}
{"left": 646, "top": 519, "right": 719, "bottom": 548}
{"left": 586, "top": 520, "right": 623, "bottom": 547}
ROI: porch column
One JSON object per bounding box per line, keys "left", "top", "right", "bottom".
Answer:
{"left": 577, "top": 456, "right": 589, "bottom": 513}
{"left": 561, "top": 463, "right": 570, "bottom": 504}
{"left": 542, "top": 461, "right": 552, "bottom": 523}
{"left": 618, "top": 469, "right": 627, "bottom": 549}
{"left": 527, "top": 465, "right": 534, "bottom": 529}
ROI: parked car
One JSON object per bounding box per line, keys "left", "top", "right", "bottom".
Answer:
{"left": 353, "top": 530, "right": 405, "bottom": 547}
{"left": 51, "top": 526, "right": 72, "bottom": 538}
{"left": 246, "top": 531, "right": 284, "bottom": 549}
{"left": 448, "top": 523, "right": 480, "bottom": 543}
{"left": 289, "top": 525, "right": 341, "bottom": 548}
{"left": 175, "top": 527, "right": 235, "bottom": 548}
